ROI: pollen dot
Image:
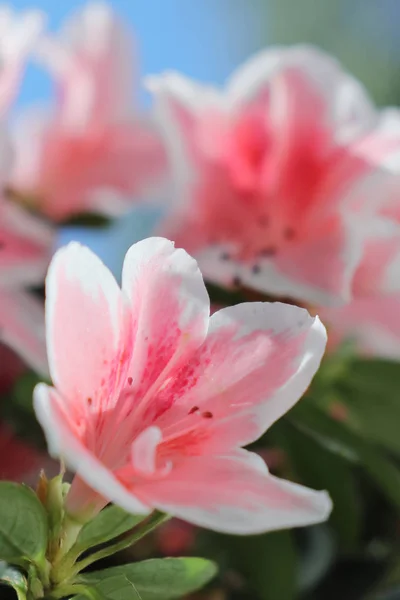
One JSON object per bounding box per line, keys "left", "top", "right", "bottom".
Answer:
{"left": 202, "top": 411, "right": 213, "bottom": 419}
{"left": 127, "top": 377, "right": 133, "bottom": 385}
{"left": 232, "top": 276, "right": 242, "bottom": 287}
{"left": 87, "top": 397, "right": 93, "bottom": 406}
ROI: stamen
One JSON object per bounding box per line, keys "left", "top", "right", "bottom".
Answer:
{"left": 202, "top": 411, "right": 213, "bottom": 419}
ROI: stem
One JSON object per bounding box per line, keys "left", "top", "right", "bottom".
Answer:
{"left": 72, "top": 511, "right": 170, "bottom": 575}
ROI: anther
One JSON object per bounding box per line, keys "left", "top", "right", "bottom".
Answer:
{"left": 202, "top": 411, "right": 213, "bottom": 419}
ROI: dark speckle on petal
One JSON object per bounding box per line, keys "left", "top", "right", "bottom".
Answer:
{"left": 232, "top": 276, "right": 242, "bottom": 287}
{"left": 202, "top": 411, "right": 213, "bottom": 419}
{"left": 260, "top": 246, "right": 277, "bottom": 257}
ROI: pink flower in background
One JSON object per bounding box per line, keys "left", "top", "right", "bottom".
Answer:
{"left": 156, "top": 519, "right": 196, "bottom": 556}
{"left": 0, "top": 424, "right": 43, "bottom": 483}
{"left": 10, "top": 2, "right": 166, "bottom": 221}
{"left": 0, "top": 128, "right": 53, "bottom": 374}
{"left": 149, "top": 46, "right": 400, "bottom": 306}
{"left": 34, "top": 237, "right": 331, "bottom": 534}
{"left": 0, "top": 6, "right": 45, "bottom": 115}
{"left": 320, "top": 219, "right": 400, "bottom": 359}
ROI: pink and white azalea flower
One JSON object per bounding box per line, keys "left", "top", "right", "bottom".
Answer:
{"left": 34, "top": 237, "right": 331, "bottom": 534}
{"left": 0, "top": 6, "right": 45, "bottom": 115}
{"left": 320, "top": 219, "right": 400, "bottom": 359}
{"left": 10, "top": 2, "right": 166, "bottom": 221}
{"left": 0, "top": 128, "right": 53, "bottom": 374}
{"left": 149, "top": 46, "right": 400, "bottom": 306}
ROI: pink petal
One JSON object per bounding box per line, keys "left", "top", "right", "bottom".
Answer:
{"left": 324, "top": 294, "right": 400, "bottom": 359}
{"left": 46, "top": 242, "right": 132, "bottom": 410}
{"left": 0, "top": 8, "right": 45, "bottom": 115}
{"left": 227, "top": 45, "right": 375, "bottom": 137}
{"left": 33, "top": 383, "right": 150, "bottom": 517}
{"left": 134, "top": 450, "right": 332, "bottom": 534}
{"left": 36, "top": 3, "right": 136, "bottom": 127}
{"left": 121, "top": 237, "right": 210, "bottom": 405}
{"left": 0, "top": 202, "right": 54, "bottom": 286}
{"left": 153, "top": 302, "right": 326, "bottom": 452}
{"left": 0, "top": 289, "right": 48, "bottom": 375}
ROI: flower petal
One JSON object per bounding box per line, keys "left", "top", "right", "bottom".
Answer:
{"left": 33, "top": 383, "right": 150, "bottom": 516}
{"left": 0, "top": 289, "right": 48, "bottom": 376}
{"left": 121, "top": 237, "right": 209, "bottom": 401}
{"left": 227, "top": 45, "right": 375, "bottom": 138}
{"left": 155, "top": 302, "right": 326, "bottom": 451}
{"left": 135, "top": 450, "right": 332, "bottom": 534}
{"left": 0, "top": 202, "right": 54, "bottom": 286}
{"left": 46, "top": 242, "right": 131, "bottom": 406}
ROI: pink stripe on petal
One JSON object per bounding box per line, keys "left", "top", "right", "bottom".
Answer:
{"left": 153, "top": 302, "right": 326, "bottom": 452}
{"left": 121, "top": 238, "right": 209, "bottom": 410}
{"left": 33, "top": 383, "right": 150, "bottom": 518}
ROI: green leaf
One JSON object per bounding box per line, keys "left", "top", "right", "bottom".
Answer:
{"left": 0, "top": 561, "right": 27, "bottom": 599}
{"left": 0, "top": 482, "right": 48, "bottom": 565}
{"left": 337, "top": 358, "right": 400, "bottom": 456}
{"left": 288, "top": 401, "right": 361, "bottom": 463}
{"left": 62, "top": 213, "right": 111, "bottom": 228}
{"left": 289, "top": 402, "right": 400, "bottom": 512}
{"left": 274, "top": 420, "right": 362, "bottom": 550}
{"left": 76, "top": 558, "right": 217, "bottom": 600}
{"left": 75, "top": 505, "right": 147, "bottom": 552}
{"left": 224, "top": 531, "right": 297, "bottom": 600}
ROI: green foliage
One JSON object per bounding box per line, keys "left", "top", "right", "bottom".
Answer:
{"left": 224, "top": 531, "right": 297, "bottom": 600}
{"left": 0, "top": 562, "right": 28, "bottom": 600}
{"left": 271, "top": 420, "right": 362, "bottom": 550}
{"left": 75, "top": 505, "right": 148, "bottom": 553}
{"left": 75, "top": 558, "right": 217, "bottom": 600}
{"left": 0, "top": 482, "right": 48, "bottom": 566}
{"left": 62, "top": 213, "right": 111, "bottom": 228}
{"left": 337, "top": 358, "right": 400, "bottom": 457}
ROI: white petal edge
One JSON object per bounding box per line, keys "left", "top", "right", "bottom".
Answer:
{"left": 121, "top": 236, "right": 210, "bottom": 332}
{"left": 45, "top": 241, "right": 123, "bottom": 389}
{"left": 209, "top": 301, "right": 327, "bottom": 433}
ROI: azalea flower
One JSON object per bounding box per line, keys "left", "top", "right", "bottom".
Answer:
{"left": 149, "top": 46, "right": 399, "bottom": 306}
{"left": 0, "top": 6, "right": 45, "bottom": 114}
{"left": 34, "top": 237, "right": 331, "bottom": 534}
{"left": 320, "top": 218, "right": 400, "bottom": 359}
{"left": 10, "top": 1, "right": 166, "bottom": 221}
{"left": 0, "top": 127, "right": 53, "bottom": 374}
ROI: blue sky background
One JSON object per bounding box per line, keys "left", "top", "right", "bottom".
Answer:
{"left": 10, "top": 0, "right": 268, "bottom": 276}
